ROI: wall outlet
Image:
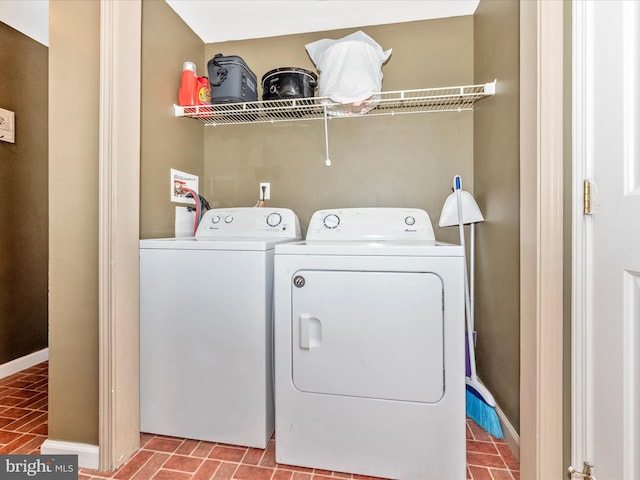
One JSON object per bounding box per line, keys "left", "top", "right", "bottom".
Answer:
{"left": 259, "top": 182, "right": 271, "bottom": 200}
{"left": 171, "top": 168, "right": 199, "bottom": 203}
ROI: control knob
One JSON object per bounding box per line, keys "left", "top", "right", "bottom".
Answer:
{"left": 266, "top": 212, "right": 282, "bottom": 227}
{"left": 323, "top": 213, "right": 340, "bottom": 229}
{"left": 405, "top": 216, "right": 416, "bottom": 226}
{"left": 224, "top": 215, "right": 234, "bottom": 224}
{"left": 210, "top": 215, "right": 221, "bottom": 224}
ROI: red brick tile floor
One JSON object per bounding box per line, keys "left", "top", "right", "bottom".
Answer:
{"left": 0, "top": 363, "right": 519, "bottom": 479}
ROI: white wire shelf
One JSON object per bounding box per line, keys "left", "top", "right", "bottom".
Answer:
{"left": 174, "top": 81, "right": 496, "bottom": 126}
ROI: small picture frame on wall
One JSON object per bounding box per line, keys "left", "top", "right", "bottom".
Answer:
{"left": 0, "top": 108, "right": 16, "bottom": 143}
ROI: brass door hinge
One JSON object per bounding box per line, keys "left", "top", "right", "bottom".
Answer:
{"left": 583, "top": 180, "right": 592, "bottom": 215}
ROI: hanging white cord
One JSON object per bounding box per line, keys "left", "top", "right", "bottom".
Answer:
{"left": 323, "top": 105, "right": 331, "bottom": 166}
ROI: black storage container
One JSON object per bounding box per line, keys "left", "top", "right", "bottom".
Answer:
{"left": 207, "top": 53, "right": 258, "bottom": 103}
{"left": 261, "top": 67, "right": 318, "bottom": 101}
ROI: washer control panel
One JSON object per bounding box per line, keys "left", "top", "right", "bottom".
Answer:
{"left": 196, "top": 207, "right": 301, "bottom": 238}
{"left": 307, "top": 208, "right": 435, "bottom": 242}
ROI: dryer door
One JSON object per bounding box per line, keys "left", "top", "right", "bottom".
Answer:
{"left": 291, "top": 270, "right": 444, "bottom": 403}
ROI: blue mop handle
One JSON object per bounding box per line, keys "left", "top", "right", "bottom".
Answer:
{"left": 454, "top": 175, "right": 478, "bottom": 381}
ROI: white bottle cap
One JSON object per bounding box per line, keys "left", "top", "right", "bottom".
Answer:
{"left": 183, "top": 61, "right": 196, "bottom": 72}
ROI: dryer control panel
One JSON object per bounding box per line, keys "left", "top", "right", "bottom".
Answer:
{"left": 196, "top": 207, "right": 301, "bottom": 238}
{"left": 306, "top": 207, "right": 435, "bottom": 242}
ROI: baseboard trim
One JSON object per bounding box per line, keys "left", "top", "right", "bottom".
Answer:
{"left": 40, "top": 439, "right": 99, "bottom": 470}
{"left": 496, "top": 403, "right": 520, "bottom": 461}
{"left": 0, "top": 349, "right": 48, "bottom": 379}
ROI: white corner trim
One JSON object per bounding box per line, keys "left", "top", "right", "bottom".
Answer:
{"left": 496, "top": 403, "right": 520, "bottom": 461}
{"left": 40, "top": 439, "right": 99, "bottom": 470}
{"left": 0, "top": 349, "right": 49, "bottom": 379}
{"left": 98, "top": 0, "right": 142, "bottom": 471}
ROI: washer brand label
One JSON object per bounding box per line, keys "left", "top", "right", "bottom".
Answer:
{"left": 293, "top": 275, "right": 305, "bottom": 288}
{"left": 0, "top": 455, "right": 78, "bottom": 479}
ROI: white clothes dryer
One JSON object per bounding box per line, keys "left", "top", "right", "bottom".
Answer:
{"left": 273, "top": 208, "right": 466, "bottom": 479}
{"left": 140, "top": 207, "right": 300, "bottom": 449}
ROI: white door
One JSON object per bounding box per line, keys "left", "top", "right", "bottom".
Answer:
{"left": 572, "top": 1, "right": 640, "bottom": 478}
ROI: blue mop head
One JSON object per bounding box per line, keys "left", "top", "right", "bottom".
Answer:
{"left": 466, "top": 386, "right": 504, "bottom": 439}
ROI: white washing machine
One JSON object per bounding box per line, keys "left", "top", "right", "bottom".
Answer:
{"left": 273, "top": 208, "right": 466, "bottom": 479}
{"left": 140, "top": 207, "right": 300, "bottom": 449}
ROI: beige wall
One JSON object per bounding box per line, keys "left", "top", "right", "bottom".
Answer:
{"left": 473, "top": 0, "right": 521, "bottom": 431}
{"left": 202, "top": 18, "right": 475, "bottom": 240}
{"left": 0, "top": 22, "right": 48, "bottom": 365}
{"left": 140, "top": 0, "right": 203, "bottom": 239}
{"left": 48, "top": 0, "right": 100, "bottom": 445}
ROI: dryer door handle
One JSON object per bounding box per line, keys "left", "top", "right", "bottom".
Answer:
{"left": 299, "top": 313, "right": 321, "bottom": 349}
{"left": 300, "top": 313, "right": 311, "bottom": 349}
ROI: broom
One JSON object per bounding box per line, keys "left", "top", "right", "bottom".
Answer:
{"left": 454, "top": 175, "right": 503, "bottom": 439}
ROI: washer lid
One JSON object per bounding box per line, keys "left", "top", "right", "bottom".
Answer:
{"left": 140, "top": 236, "right": 300, "bottom": 251}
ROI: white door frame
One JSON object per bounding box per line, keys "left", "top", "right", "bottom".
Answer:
{"left": 98, "top": 0, "right": 142, "bottom": 471}
{"left": 570, "top": 0, "right": 591, "bottom": 470}
{"left": 519, "top": 1, "right": 565, "bottom": 478}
